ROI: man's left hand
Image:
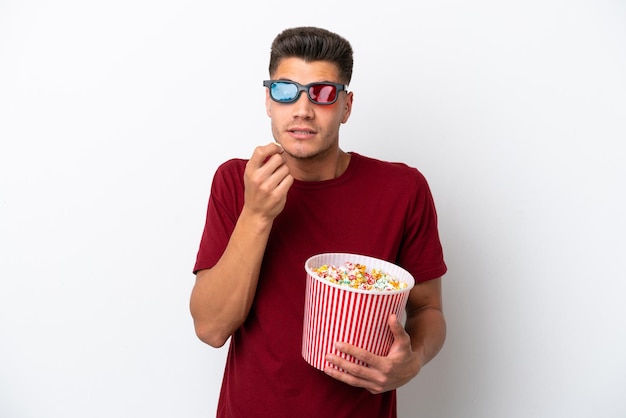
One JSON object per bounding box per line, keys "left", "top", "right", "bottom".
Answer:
{"left": 323, "top": 313, "right": 423, "bottom": 394}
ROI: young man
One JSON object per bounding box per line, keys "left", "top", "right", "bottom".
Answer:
{"left": 190, "top": 26, "right": 447, "bottom": 418}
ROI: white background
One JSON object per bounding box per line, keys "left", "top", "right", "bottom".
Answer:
{"left": 1, "top": 1, "right": 625, "bottom": 417}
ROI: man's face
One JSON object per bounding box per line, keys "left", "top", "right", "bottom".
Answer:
{"left": 265, "top": 57, "right": 353, "bottom": 161}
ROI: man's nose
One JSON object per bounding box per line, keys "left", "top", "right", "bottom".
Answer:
{"left": 291, "top": 92, "right": 315, "bottom": 118}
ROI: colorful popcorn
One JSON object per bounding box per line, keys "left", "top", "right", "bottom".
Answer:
{"left": 313, "top": 261, "right": 408, "bottom": 292}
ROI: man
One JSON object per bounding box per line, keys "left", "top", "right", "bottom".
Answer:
{"left": 190, "top": 26, "right": 447, "bottom": 418}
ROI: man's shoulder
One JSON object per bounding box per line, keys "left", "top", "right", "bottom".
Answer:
{"left": 210, "top": 158, "right": 248, "bottom": 190}
{"left": 212, "top": 158, "right": 248, "bottom": 180}
{"left": 351, "top": 152, "right": 425, "bottom": 180}
{"left": 216, "top": 157, "right": 248, "bottom": 172}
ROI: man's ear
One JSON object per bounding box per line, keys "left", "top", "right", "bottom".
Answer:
{"left": 265, "top": 90, "right": 272, "bottom": 117}
{"left": 340, "top": 91, "right": 354, "bottom": 124}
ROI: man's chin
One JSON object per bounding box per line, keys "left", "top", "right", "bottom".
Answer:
{"left": 284, "top": 142, "right": 333, "bottom": 161}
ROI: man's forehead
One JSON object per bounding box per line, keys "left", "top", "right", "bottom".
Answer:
{"left": 272, "top": 58, "right": 342, "bottom": 83}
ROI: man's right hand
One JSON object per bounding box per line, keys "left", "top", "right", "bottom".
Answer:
{"left": 243, "top": 142, "right": 293, "bottom": 221}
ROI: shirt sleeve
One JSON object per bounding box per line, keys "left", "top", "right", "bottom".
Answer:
{"left": 397, "top": 168, "right": 447, "bottom": 282}
{"left": 193, "top": 159, "right": 246, "bottom": 274}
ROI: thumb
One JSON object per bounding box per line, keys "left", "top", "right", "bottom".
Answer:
{"left": 388, "top": 313, "right": 409, "bottom": 340}
{"left": 386, "top": 313, "right": 412, "bottom": 358}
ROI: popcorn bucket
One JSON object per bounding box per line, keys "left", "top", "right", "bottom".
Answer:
{"left": 302, "top": 253, "right": 415, "bottom": 371}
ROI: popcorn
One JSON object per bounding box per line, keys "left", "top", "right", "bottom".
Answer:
{"left": 313, "top": 261, "right": 408, "bottom": 291}
{"left": 303, "top": 253, "right": 415, "bottom": 370}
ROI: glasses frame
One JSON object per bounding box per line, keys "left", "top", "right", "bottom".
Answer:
{"left": 263, "top": 80, "right": 348, "bottom": 105}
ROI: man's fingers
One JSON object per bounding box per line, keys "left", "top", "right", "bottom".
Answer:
{"left": 249, "top": 142, "right": 284, "bottom": 168}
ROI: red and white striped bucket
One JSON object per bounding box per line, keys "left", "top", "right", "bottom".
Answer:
{"left": 302, "top": 253, "right": 414, "bottom": 371}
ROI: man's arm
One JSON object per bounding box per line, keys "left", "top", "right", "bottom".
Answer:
{"left": 189, "top": 143, "right": 293, "bottom": 348}
{"left": 404, "top": 277, "right": 447, "bottom": 367}
{"left": 324, "top": 277, "right": 446, "bottom": 393}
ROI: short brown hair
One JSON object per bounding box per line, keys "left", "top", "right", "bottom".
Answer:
{"left": 268, "top": 26, "right": 354, "bottom": 85}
